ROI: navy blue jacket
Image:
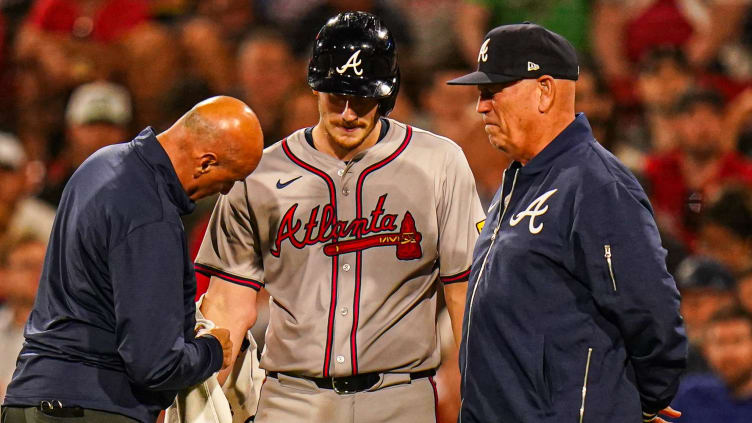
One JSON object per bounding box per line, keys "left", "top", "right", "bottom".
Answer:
{"left": 4, "top": 128, "right": 223, "bottom": 423}
{"left": 459, "top": 115, "right": 687, "bottom": 422}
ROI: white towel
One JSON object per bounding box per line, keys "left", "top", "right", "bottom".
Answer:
{"left": 166, "top": 295, "right": 265, "bottom": 423}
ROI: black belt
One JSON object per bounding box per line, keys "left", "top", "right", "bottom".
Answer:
{"left": 267, "top": 369, "right": 436, "bottom": 394}
{"left": 38, "top": 401, "right": 84, "bottom": 418}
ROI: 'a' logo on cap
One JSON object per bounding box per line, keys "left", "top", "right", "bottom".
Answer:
{"left": 337, "top": 50, "right": 364, "bottom": 76}
{"left": 478, "top": 39, "right": 490, "bottom": 63}
{"left": 527, "top": 61, "right": 540, "bottom": 71}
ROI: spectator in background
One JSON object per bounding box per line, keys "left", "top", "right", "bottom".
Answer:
{"left": 0, "top": 132, "right": 55, "bottom": 252}
{"left": 236, "top": 30, "right": 300, "bottom": 145}
{"left": 672, "top": 306, "right": 752, "bottom": 422}
{"left": 739, "top": 270, "right": 752, "bottom": 313}
{"left": 575, "top": 61, "right": 616, "bottom": 147}
{"left": 39, "top": 81, "right": 131, "bottom": 206}
{"left": 193, "top": 0, "right": 268, "bottom": 45}
{"left": 398, "top": 0, "right": 463, "bottom": 77}
{"left": 11, "top": 0, "right": 169, "bottom": 150}
{"left": 14, "top": 0, "right": 148, "bottom": 92}
{"left": 674, "top": 256, "right": 737, "bottom": 374}
{"left": 0, "top": 8, "right": 14, "bottom": 132}
{"left": 178, "top": 0, "right": 272, "bottom": 95}
{"left": 643, "top": 89, "right": 752, "bottom": 250}
{"left": 278, "top": 87, "right": 319, "bottom": 138}
{"left": 632, "top": 47, "right": 695, "bottom": 154}
{"left": 697, "top": 185, "right": 752, "bottom": 277}
{"left": 0, "top": 234, "right": 46, "bottom": 400}
{"left": 454, "top": 0, "right": 591, "bottom": 68}
{"left": 421, "top": 67, "right": 505, "bottom": 207}
{"left": 178, "top": 17, "right": 234, "bottom": 95}
{"left": 289, "top": 0, "right": 413, "bottom": 60}
{"left": 592, "top": 0, "right": 750, "bottom": 106}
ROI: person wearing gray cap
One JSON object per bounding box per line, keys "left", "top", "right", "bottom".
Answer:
{"left": 38, "top": 81, "right": 133, "bottom": 206}
{"left": 448, "top": 23, "right": 687, "bottom": 423}
{"left": 0, "top": 133, "right": 56, "bottom": 250}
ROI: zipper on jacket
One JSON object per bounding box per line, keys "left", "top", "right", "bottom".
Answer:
{"left": 459, "top": 169, "right": 519, "bottom": 422}
{"left": 604, "top": 245, "right": 616, "bottom": 291}
{"left": 579, "top": 347, "right": 593, "bottom": 423}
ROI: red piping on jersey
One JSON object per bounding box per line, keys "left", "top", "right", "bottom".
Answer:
{"left": 194, "top": 263, "right": 264, "bottom": 291}
{"left": 429, "top": 375, "right": 439, "bottom": 423}
{"left": 440, "top": 267, "right": 471, "bottom": 284}
{"left": 281, "top": 139, "right": 339, "bottom": 377}
{"left": 351, "top": 125, "right": 413, "bottom": 374}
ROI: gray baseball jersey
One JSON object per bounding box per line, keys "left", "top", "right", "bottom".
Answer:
{"left": 195, "top": 119, "right": 485, "bottom": 377}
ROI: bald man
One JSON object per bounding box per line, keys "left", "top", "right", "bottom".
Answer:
{"left": 447, "top": 24, "right": 687, "bottom": 423}
{"left": 2, "top": 96, "right": 263, "bottom": 423}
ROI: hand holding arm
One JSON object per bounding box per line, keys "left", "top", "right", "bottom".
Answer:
{"left": 200, "top": 277, "right": 258, "bottom": 385}
{"left": 203, "top": 327, "right": 233, "bottom": 370}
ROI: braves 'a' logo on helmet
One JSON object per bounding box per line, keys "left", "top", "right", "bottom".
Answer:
{"left": 336, "top": 50, "right": 364, "bottom": 76}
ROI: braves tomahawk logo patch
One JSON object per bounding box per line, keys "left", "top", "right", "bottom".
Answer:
{"left": 271, "top": 194, "right": 423, "bottom": 260}
{"left": 509, "top": 189, "right": 558, "bottom": 234}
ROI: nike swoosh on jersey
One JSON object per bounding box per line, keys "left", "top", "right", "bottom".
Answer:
{"left": 276, "top": 176, "right": 302, "bottom": 189}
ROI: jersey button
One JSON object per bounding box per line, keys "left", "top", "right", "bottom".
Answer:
{"left": 342, "top": 188, "right": 350, "bottom": 196}
{"left": 337, "top": 169, "right": 345, "bottom": 177}
{"left": 336, "top": 355, "right": 345, "bottom": 364}
{"left": 342, "top": 264, "right": 351, "bottom": 271}
{"left": 340, "top": 307, "right": 348, "bottom": 316}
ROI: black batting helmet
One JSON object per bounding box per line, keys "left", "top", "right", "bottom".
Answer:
{"left": 308, "top": 11, "right": 400, "bottom": 116}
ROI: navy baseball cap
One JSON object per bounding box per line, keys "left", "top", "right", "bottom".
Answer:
{"left": 674, "top": 257, "right": 736, "bottom": 292}
{"left": 447, "top": 22, "right": 579, "bottom": 85}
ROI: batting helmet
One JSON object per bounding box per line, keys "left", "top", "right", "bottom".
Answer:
{"left": 308, "top": 11, "right": 400, "bottom": 116}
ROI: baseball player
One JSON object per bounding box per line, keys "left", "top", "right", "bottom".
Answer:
{"left": 195, "top": 11, "right": 485, "bottom": 423}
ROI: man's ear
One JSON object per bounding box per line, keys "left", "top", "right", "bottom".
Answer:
{"left": 537, "top": 76, "right": 555, "bottom": 113}
{"left": 194, "top": 153, "right": 218, "bottom": 178}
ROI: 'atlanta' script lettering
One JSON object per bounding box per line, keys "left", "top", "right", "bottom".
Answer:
{"left": 270, "top": 194, "right": 398, "bottom": 256}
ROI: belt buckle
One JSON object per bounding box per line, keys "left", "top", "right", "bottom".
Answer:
{"left": 332, "top": 377, "right": 357, "bottom": 395}
{"left": 40, "top": 400, "right": 60, "bottom": 412}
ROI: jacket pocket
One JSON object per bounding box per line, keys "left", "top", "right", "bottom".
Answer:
{"left": 522, "top": 335, "right": 553, "bottom": 413}
{"left": 578, "top": 347, "right": 593, "bottom": 423}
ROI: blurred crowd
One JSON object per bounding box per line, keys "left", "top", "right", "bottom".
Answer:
{"left": 1, "top": 0, "right": 752, "bottom": 420}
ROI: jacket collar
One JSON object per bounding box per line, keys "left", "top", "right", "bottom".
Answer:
{"left": 517, "top": 113, "right": 593, "bottom": 175}
{"left": 133, "top": 127, "right": 195, "bottom": 215}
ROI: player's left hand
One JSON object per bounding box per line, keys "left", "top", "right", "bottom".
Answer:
{"left": 643, "top": 406, "right": 681, "bottom": 422}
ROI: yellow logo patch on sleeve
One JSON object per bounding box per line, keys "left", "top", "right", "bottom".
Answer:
{"left": 476, "top": 220, "right": 485, "bottom": 234}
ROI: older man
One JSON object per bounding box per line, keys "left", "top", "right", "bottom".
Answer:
{"left": 448, "top": 23, "right": 687, "bottom": 423}
{"left": 2, "top": 96, "right": 263, "bottom": 423}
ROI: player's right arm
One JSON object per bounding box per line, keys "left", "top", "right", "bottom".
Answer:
{"left": 200, "top": 276, "right": 258, "bottom": 385}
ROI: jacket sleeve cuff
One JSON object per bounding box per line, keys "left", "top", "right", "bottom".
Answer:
{"left": 196, "top": 334, "right": 224, "bottom": 374}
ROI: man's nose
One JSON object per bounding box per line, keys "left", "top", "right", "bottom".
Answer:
{"left": 342, "top": 100, "right": 358, "bottom": 121}
{"left": 476, "top": 96, "right": 492, "bottom": 114}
